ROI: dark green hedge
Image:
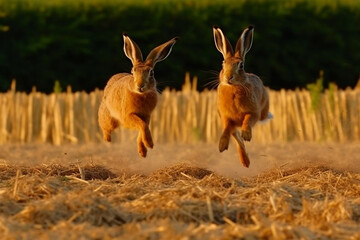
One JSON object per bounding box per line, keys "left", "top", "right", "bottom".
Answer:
{"left": 0, "top": 0, "right": 359, "bottom": 92}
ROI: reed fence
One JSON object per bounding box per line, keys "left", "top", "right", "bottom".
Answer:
{"left": 1, "top": 79, "right": 359, "bottom": 145}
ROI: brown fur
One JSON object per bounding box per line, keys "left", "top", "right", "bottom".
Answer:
{"left": 213, "top": 26, "right": 270, "bottom": 167}
{"left": 98, "top": 34, "right": 177, "bottom": 157}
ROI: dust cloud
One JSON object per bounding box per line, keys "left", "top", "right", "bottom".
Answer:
{"left": 0, "top": 140, "right": 359, "bottom": 178}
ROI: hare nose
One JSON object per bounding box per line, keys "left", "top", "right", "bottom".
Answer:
{"left": 139, "top": 84, "right": 146, "bottom": 92}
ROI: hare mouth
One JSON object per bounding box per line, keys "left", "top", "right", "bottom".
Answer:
{"left": 221, "top": 80, "right": 240, "bottom": 86}
{"left": 136, "top": 89, "right": 146, "bottom": 93}
{"left": 222, "top": 77, "right": 247, "bottom": 86}
{"left": 136, "top": 86, "right": 152, "bottom": 94}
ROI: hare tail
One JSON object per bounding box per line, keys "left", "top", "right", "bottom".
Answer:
{"left": 259, "top": 112, "right": 273, "bottom": 124}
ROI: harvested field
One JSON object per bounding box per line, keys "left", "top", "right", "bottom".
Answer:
{"left": 0, "top": 142, "right": 359, "bottom": 239}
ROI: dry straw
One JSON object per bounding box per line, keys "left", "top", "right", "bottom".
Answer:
{"left": 0, "top": 163, "right": 359, "bottom": 239}
{"left": 0, "top": 77, "right": 360, "bottom": 145}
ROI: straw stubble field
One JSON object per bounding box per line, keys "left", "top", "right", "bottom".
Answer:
{"left": 1, "top": 79, "right": 360, "bottom": 238}
{"left": 0, "top": 142, "right": 360, "bottom": 239}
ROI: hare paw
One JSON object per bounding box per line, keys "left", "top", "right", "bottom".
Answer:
{"left": 143, "top": 136, "right": 154, "bottom": 149}
{"left": 138, "top": 142, "right": 148, "bottom": 158}
{"left": 104, "top": 134, "right": 111, "bottom": 142}
{"left": 219, "top": 135, "right": 230, "bottom": 152}
{"left": 241, "top": 129, "right": 252, "bottom": 141}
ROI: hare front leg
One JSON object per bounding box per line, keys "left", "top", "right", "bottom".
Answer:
{"left": 232, "top": 130, "right": 250, "bottom": 167}
{"left": 219, "top": 119, "right": 233, "bottom": 152}
{"left": 137, "top": 133, "right": 148, "bottom": 157}
{"left": 127, "top": 113, "right": 154, "bottom": 153}
{"left": 142, "top": 124, "right": 154, "bottom": 149}
{"left": 241, "top": 113, "right": 259, "bottom": 141}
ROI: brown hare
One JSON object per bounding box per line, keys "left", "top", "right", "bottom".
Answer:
{"left": 98, "top": 33, "right": 178, "bottom": 157}
{"left": 213, "top": 25, "right": 271, "bottom": 167}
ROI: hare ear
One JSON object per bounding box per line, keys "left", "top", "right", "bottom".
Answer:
{"left": 235, "top": 25, "right": 254, "bottom": 59}
{"left": 123, "top": 33, "right": 143, "bottom": 64}
{"left": 213, "top": 26, "right": 234, "bottom": 59}
{"left": 145, "top": 37, "right": 178, "bottom": 67}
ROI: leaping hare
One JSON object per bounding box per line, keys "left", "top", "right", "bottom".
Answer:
{"left": 98, "top": 33, "right": 178, "bottom": 157}
{"left": 213, "top": 25, "right": 271, "bottom": 167}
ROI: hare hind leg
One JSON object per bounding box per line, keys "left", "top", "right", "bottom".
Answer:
{"left": 98, "top": 101, "right": 119, "bottom": 142}
{"left": 232, "top": 130, "right": 250, "bottom": 168}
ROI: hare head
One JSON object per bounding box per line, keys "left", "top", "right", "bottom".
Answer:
{"left": 213, "top": 25, "right": 254, "bottom": 86}
{"left": 123, "top": 33, "right": 178, "bottom": 93}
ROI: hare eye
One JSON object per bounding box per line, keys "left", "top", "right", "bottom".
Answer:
{"left": 239, "top": 62, "right": 244, "bottom": 70}
{"left": 149, "top": 69, "right": 154, "bottom": 77}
